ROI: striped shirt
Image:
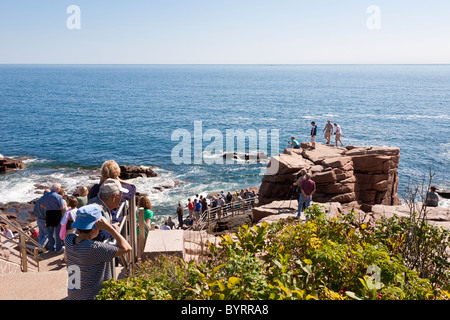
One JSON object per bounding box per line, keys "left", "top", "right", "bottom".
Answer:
{"left": 65, "top": 233, "right": 118, "bottom": 300}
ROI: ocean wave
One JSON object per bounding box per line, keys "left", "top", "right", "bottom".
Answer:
{"left": 383, "top": 114, "right": 450, "bottom": 121}
{"left": 0, "top": 166, "right": 179, "bottom": 205}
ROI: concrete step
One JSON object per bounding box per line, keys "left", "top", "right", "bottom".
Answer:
{"left": 142, "top": 230, "right": 185, "bottom": 260}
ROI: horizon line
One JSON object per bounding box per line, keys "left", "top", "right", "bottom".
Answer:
{"left": 1, "top": 63, "right": 450, "bottom": 66}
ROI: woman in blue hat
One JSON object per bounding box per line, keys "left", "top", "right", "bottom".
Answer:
{"left": 65, "top": 204, "right": 132, "bottom": 300}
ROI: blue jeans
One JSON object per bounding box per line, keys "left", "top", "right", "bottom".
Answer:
{"left": 47, "top": 224, "right": 62, "bottom": 252}
{"left": 297, "top": 193, "right": 311, "bottom": 218}
{"left": 37, "top": 218, "right": 49, "bottom": 247}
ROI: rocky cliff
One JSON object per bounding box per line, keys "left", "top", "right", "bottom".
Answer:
{"left": 258, "top": 143, "right": 401, "bottom": 212}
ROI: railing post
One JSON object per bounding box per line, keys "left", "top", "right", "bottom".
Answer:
{"left": 34, "top": 248, "right": 40, "bottom": 272}
{"left": 19, "top": 234, "right": 27, "bottom": 272}
{"left": 128, "top": 196, "right": 137, "bottom": 276}
{"left": 138, "top": 207, "right": 145, "bottom": 259}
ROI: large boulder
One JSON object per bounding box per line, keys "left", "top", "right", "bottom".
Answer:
{"left": 258, "top": 143, "right": 401, "bottom": 211}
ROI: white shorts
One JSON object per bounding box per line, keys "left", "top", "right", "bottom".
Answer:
{"left": 311, "top": 135, "right": 316, "bottom": 143}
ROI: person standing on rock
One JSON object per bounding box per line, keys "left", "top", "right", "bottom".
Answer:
{"left": 334, "top": 123, "right": 344, "bottom": 147}
{"left": 323, "top": 120, "right": 333, "bottom": 145}
{"left": 310, "top": 122, "right": 318, "bottom": 149}
{"left": 294, "top": 173, "right": 316, "bottom": 219}
{"left": 40, "top": 183, "right": 66, "bottom": 253}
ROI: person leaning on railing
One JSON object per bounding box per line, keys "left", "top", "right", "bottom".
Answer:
{"left": 65, "top": 205, "right": 132, "bottom": 300}
{"left": 87, "top": 179, "right": 129, "bottom": 242}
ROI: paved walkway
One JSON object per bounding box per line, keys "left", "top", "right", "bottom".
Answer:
{"left": 0, "top": 268, "right": 68, "bottom": 300}
{"left": 0, "top": 247, "right": 68, "bottom": 299}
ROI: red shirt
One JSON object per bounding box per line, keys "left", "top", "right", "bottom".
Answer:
{"left": 188, "top": 201, "right": 194, "bottom": 210}
{"left": 301, "top": 178, "right": 316, "bottom": 195}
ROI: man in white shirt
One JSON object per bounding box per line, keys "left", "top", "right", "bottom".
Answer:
{"left": 334, "top": 123, "right": 344, "bottom": 147}
{"left": 2, "top": 225, "right": 14, "bottom": 239}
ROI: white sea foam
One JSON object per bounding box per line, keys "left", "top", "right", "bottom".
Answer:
{"left": 0, "top": 178, "right": 39, "bottom": 203}
{"left": 0, "top": 170, "right": 100, "bottom": 203}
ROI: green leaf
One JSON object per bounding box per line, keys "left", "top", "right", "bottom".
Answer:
{"left": 227, "top": 277, "right": 240, "bottom": 289}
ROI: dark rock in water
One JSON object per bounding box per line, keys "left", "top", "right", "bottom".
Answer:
{"left": 119, "top": 165, "right": 158, "bottom": 180}
{"left": 222, "top": 152, "right": 268, "bottom": 163}
{"left": 0, "top": 157, "right": 28, "bottom": 173}
{"left": 437, "top": 190, "right": 450, "bottom": 199}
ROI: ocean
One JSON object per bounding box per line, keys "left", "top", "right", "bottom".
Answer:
{"left": 0, "top": 64, "right": 449, "bottom": 222}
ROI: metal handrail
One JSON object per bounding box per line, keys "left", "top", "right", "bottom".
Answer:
{"left": 1, "top": 224, "right": 38, "bottom": 245}
{"left": 0, "top": 214, "right": 45, "bottom": 272}
{"left": 102, "top": 198, "right": 134, "bottom": 279}
{"left": 102, "top": 196, "right": 146, "bottom": 279}
{"left": 0, "top": 215, "right": 45, "bottom": 251}
{"left": 194, "top": 196, "right": 258, "bottom": 230}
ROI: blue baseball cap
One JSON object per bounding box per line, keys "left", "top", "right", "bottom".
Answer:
{"left": 72, "top": 205, "right": 103, "bottom": 230}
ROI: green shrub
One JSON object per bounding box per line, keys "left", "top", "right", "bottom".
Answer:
{"left": 97, "top": 205, "right": 450, "bottom": 300}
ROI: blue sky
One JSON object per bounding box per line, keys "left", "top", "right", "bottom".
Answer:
{"left": 0, "top": 0, "right": 449, "bottom": 64}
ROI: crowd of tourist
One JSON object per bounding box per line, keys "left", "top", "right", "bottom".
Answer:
{"left": 181, "top": 188, "right": 258, "bottom": 227}
{"left": 22, "top": 159, "right": 260, "bottom": 300}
